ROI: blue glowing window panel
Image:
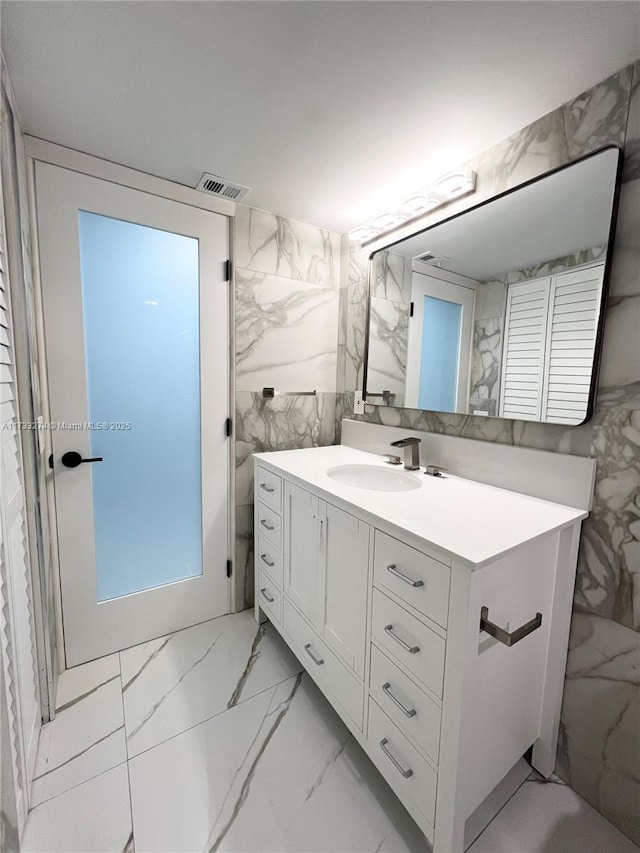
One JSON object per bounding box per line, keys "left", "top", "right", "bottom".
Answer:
{"left": 418, "top": 295, "right": 462, "bottom": 412}
{"left": 78, "top": 211, "right": 201, "bottom": 601}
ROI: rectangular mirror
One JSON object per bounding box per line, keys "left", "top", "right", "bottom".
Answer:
{"left": 364, "top": 146, "right": 622, "bottom": 425}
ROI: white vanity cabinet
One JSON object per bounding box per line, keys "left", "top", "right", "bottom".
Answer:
{"left": 253, "top": 445, "right": 587, "bottom": 853}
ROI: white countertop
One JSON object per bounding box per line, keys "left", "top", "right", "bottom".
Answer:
{"left": 254, "top": 445, "right": 587, "bottom": 567}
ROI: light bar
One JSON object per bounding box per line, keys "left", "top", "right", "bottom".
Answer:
{"left": 348, "top": 169, "right": 476, "bottom": 246}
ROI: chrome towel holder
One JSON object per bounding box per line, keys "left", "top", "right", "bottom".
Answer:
{"left": 262, "top": 387, "right": 316, "bottom": 398}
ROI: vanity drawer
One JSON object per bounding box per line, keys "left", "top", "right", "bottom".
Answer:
{"left": 367, "top": 698, "right": 437, "bottom": 826}
{"left": 374, "top": 531, "right": 450, "bottom": 628}
{"left": 256, "top": 535, "right": 283, "bottom": 587}
{"left": 256, "top": 502, "right": 283, "bottom": 550}
{"left": 257, "top": 572, "right": 282, "bottom": 625}
{"left": 283, "top": 600, "right": 363, "bottom": 730}
{"left": 369, "top": 646, "right": 441, "bottom": 764}
{"left": 256, "top": 467, "right": 282, "bottom": 514}
{"left": 371, "top": 589, "right": 445, "bottom": 698}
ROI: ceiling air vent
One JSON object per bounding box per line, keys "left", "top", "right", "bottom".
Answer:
{"left": 415, "top": 251, "right": 450, "bottom": 265}
{"left": 195, "top": 173, "right": 251, "bottom": 201}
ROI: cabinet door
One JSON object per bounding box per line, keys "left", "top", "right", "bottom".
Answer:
{"left": 284, "top": 482, "right": 319, "bottom": 619}
{"left": 317, "top": 502, "right": 369, "bottom": 677}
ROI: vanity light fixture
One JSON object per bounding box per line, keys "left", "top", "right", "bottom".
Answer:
{"left": 434, "top": 172, "right": 475, "bottom": 197}
{"left": 399, "top": 196, "right": 440, "bottom": 216}
{"left": 348, "top": 168, "right": 476, "bottom": 245}
{"left": 371, "top": 212, "right": 406, "bottom": 230}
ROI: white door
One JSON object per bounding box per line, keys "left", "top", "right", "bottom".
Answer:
{"left": 35, "top": 163, "right": 230, "bottom": 666}
{"left": 405, "top": 269, "right": 476, "bottom": 412}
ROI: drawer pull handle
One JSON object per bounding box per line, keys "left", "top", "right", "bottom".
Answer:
{"left": 260, "top": 554, "right": 275, "bottom": 568}
{"left": 260, "top": 483, "right": 275, "bottom": 493}
{"left": 384, "top": 624, "right": 419, "bottom": 654}
{"left": 387, "top": 563, "right": 424, "bottom": 588}
{"left": 260, "top": 588, "right": 274, "bottom": 604}
{"left": 379, "top": 738, "right": 413, "bottom": 779}
{"left": 382, "top": 682, "right": 417, "bottom": 718}
{"left": 480, "top": 606, "right": 543, "bottom": 647}
{"left": 260, "top": 519, "right": 275, "bottom": 531}
{"left": 304, "top": 643, "right": 324, "bottom": 666}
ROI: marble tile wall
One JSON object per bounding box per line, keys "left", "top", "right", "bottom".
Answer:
{"left": 234, "top": 207, "right": 340, "bottom": 608}
{"left": 336, "top": 61, "right": 640, "bottom": 844}
{"left": 365, "top": 251, "right": 412, "bottom": 408}
{"left": 468, "top": 281, "right": 506, "bottom": 417}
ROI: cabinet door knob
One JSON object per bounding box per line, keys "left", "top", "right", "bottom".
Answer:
{"left": 260, "top": 483, "right": 275, "bottom": 493}
{"left": 260, "top": 554, "right": 275, "bottom": 568}
{"left": 260, "top": 519, "right": 275, "bottom": 531}
{"left": 259, "top": 588, "right": 274, "bottom": 604}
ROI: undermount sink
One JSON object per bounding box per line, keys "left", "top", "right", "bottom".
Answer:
{"left": 326, "top": 464, "right": 422, "bottom": 492}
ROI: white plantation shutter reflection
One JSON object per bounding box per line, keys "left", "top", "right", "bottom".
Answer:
{"left": 500, "top": 263, "right": 604, "bottom": 424}
{"left": 542, "top": 265, "right": 604, "bottom": 424}
{"left": 499, "top": 278, "right": 551, "bottom": 420}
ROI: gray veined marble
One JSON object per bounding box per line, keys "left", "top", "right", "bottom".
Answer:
{"left": 336, "top": 280, "right": 349, "bottom": 393}
{"left": 575, "top": 382, "right": 640, "bottom": 630}
{"left": 558, "top": 611, "right": 640, "bottom": 845}
{"left": 235, "top": 206, "right": 340, "bottom": 287}
{"left": 235, "top": 268, "right": 338, "bottom": 393}
{"left": 366, "top": 297, "right": 409, "bottom": 405}
{"left": 348, "top": 241, "right": 370, "bottom": 287}
{"left": 462, "top": 64, "right": 632, "bottom": 207}
{"left": 30, "top": 653, "right": 127, "bottom": 807}
{"left": 608, "top": 179, "right": 640, "bottom": 301}
{"left": 202, "top": 673, "right": 304, "bottom": 853}
{"left": 371, "top": 251, "right": 411, "bottom": 304}
{"left": 469, "top": 317, "right": 503, "bottom": 417}
{"left": 345, "top": 279, "right": 369, "bottom": 393}
{"left": 235, "top": 391, "right": 337, "bottom": 506}
{"left": 622, "top": 60, "right": 640, "bottom": 183}
{"left": 120, "top": 611, "right": 302, "bottom": 758}
{"left": 128, "top": 672, "right": 426, "bottom": 853}
{"left": 337, "top": 389, "right": 595, "bottom": 456}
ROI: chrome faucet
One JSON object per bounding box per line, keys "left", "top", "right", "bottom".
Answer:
{"left": 390, "top": 436, "right": 421, "bottom": 471}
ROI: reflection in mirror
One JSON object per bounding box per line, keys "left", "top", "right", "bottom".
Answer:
{"left": 364, "top": 147, "right": 622, "bottom": 425}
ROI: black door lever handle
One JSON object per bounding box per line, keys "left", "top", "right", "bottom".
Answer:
{"left": 61, "top": 451, "right": 103, "bottom": 468}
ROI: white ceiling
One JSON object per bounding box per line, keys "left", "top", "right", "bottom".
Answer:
{"left": 3, "top": 1, "right": 639, "bottom": 234}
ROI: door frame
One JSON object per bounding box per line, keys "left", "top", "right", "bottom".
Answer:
{"left": 23, "top": 137, "right": 240, "bottom": 667}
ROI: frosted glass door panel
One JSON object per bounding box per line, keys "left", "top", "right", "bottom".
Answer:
{"left": 78, "top": 212, "right": 202, "bottom": 601}
{"left": 418, "top": 296, "right": 462, "bottom": 411}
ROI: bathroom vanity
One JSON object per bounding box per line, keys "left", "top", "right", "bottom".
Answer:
{"left": 253, "top": 440, "right": 588, "bottom": 853}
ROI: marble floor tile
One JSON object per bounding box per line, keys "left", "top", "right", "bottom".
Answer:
{"left": 467, "top": 775, "right": 638, "bottom": 853}
{"left": 129, "top": 673, "right": 425, "bottom": 853}
{"left": 22, "top": 764, "right": 133, "bottom": 853}
{"left": 121, "top": 610, "right": 302, "bottom": 757}
{"left": 26, "top": 612, "right": 640, "bottom": 853}
{"left": 31, "top": 653, "right": 126, "bottom": 806}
